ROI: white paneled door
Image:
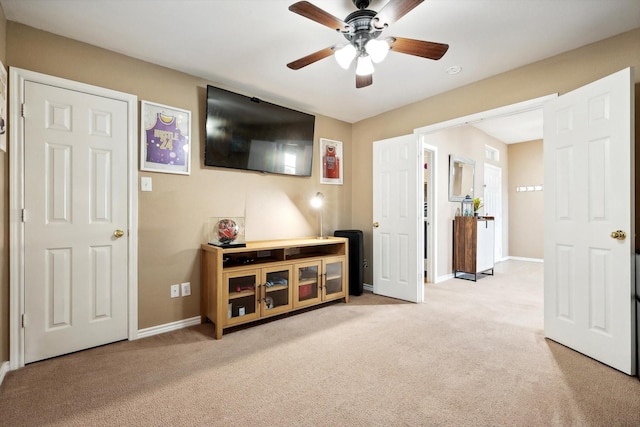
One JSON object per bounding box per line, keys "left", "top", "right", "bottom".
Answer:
{"left": 23, "top": 81, "right": 129, "bottom": 363}
{"left": 543, "top": 68, "right": 635, "bottom": 374}
{"left": 373, "top": 135, "right": 422, "bottom": 303}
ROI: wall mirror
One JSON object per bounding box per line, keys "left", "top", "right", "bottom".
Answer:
{"left": 449, "top": 155, "right": 475, "bottom": 202}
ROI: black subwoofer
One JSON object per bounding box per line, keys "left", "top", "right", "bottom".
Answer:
{"left": 334, "top": 230, "right": 364, "bottom": 296}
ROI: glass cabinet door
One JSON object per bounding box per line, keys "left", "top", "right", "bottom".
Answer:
{"left": 261, "top": 266, "right": 292, "bottom": 316}
{"left": 323, "top": 257, "right": 345, "bottom": 300}
{"left": 294, "top": 261, "right": 322, "bottom": 308}
{"left": 224, "top": 269, "right": 260, "bottom": 325}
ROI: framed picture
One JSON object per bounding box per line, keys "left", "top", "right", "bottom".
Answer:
{"left": 140, "top": 100, "right": 191, "bottom": 175}
{"left": 0, "top": 61, "right": 7, "bottom": 152}
{"left": 319, "top": 138, "right": 343, "bottom": 185}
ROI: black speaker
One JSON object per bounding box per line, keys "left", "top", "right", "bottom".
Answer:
{"left": 334, "top": 230, "right": 364, "bottom": 296}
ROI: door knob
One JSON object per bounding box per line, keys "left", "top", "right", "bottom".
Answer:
{"left": 610, "top": 230, "right": 626, "bottom": 240}
{"left": 113, "top": 229, "right": 125, "bottom": 238}
{"left": 373, "top": 222, "right": 379, "bottom": 228}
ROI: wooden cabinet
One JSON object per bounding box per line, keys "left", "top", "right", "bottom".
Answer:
{"left": 202, "top": 238, "right": 348, "bottom": 339}
{"left": 293, "top": 256, "right": 346, "bottom": 309}
{"left": 453, "top": 216, "right": 495, "bottom": 281}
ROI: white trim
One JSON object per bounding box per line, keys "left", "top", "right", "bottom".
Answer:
{"left": 508, "top": 256, "right": 544, "bottom": 263}
{"left": 9, "top": 68, "right": 139, "bottom": 368}
{"left": 363, "top": 283, "right": 373, "bottom": 292}
{"left": 0, "top": 361, "right": 9, "bottom": 386}
{"left": 421, "top": 142, "right": 438, "bottom": 284}
{"left": 413, "top": 94, "right": 558, "bottom": 136}
{"left": 137, "top": 316, "right": 202, "bottom": 339}
{"left": 437, "top": 273, "right": 455, "bottom": 283}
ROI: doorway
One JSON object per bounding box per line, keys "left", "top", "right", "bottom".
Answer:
{"left": 415, "top": 95, "right": 555, "bottom": 284}
{"left": 483, "top": 163, "right": 503, "bottom": 261}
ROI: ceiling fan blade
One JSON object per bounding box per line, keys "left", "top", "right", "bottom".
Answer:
{"left": 287, "top": 47, "right": 335, "bottom": 70}
{"left": 289, "top": 1, "right": 349, "bottom": 32}
{"left": 356, "top": 74, "right": 373, "bottom": 88}
{"left": 372, "top": 0, "right": 424, "bottom": 29}
{"left": 389, "top": 37, "right": 449, "bottom": 60}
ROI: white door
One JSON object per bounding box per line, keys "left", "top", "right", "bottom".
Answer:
{"left": 373, "top": 134, "right": 422, "bottom": 302}
{"left": 483, "top": 163, "right": 502, "bottom": 261}
{"left": 543, "top": 67, "right": 635, "bottom": 374}
{"left": 23, "top": 81, "right": 129, "bottom": 363}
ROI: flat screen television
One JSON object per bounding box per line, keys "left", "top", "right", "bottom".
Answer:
{"left": 204, "top": 85, "right": 315, "bottom": 176}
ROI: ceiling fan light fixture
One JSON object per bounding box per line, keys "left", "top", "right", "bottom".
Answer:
{"left": 365, "top": 38, "right": 390, "bottom": 63}
{"left": 355, "top": 54, "right": 374, "bottom": 76}
{"left": 334, "top": 44, "right": 357, "bottom": 69}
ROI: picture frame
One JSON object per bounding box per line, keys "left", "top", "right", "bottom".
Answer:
{"left": 140, "top": 100, "right": 191, "bottom": 175}
{"left": 319, "top": 138, "right": 343, "bottom": 185}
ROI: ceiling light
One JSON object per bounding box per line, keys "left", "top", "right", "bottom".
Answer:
{"left": 334, "top": 44, "right": 357, "bottom": 69}
{"left": 365, "top": 39, "right": 390, "bottom": 63}
{"left": 355, "top": 55, "right": 374, "bottom": 76}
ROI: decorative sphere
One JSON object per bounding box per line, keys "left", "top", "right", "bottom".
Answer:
{"left": 216, "top": 219, "right": 238, "bottom": 243}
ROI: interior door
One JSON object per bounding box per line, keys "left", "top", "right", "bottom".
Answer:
{"left": 373, "top": 134, "right": 422, "bottom": 302}
{"left": 483, "top": 163, "right": 502, "bottom": 261}
{"left": 23, "top": 81, "right": 129, "bottom": 363}
{"left": 543, "top": 67, "right": 635, "bottom": 374}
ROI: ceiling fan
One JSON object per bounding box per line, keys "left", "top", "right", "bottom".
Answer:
{"left": 286, "top": 0, "right": 449, "bottom": 88}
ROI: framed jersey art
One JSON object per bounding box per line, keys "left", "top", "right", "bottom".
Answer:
{"left": 319, "top": 138, "right": 343, "bottom": 185}
{"left": 140, "top": 100, "right": 191, "bottom": 175}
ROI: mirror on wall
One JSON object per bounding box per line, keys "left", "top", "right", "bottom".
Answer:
{"left": 449, "top": 155, "right": 475, "bottom": 202}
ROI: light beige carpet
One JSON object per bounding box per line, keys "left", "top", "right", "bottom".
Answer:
{"left": 1, "top": 260, "right": 639, "bottom": 426}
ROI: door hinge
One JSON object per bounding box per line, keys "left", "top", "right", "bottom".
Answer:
{"left": 21, "top": 314, "right": 27, "bottom": 328}
{"left": 21, "top": 103, "right": 25, "bottom": 118}
{"left": 21, "top": 208, "right": 27, "bottom": 222}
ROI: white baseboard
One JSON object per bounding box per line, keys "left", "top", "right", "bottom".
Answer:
{"left": 0, "top": 361, "right": 10, "bottom": 387}
{"left": 436, "top": 273, "right": 454, "bottom": 283}
{"left": 137, "top": 316, "right": 202, "bottom": 339}
{"left": 363, "top": 283, "right": 373, "bottom": 292}
{"left": 508, "top": 256, "right": 544, "bottom": 263}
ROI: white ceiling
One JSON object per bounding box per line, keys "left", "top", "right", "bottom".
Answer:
{"left": 2, "top": 0, "right": 639, "bottom": 136}
{"left": 470, "top": 108, "right": 543, "bottom": 144}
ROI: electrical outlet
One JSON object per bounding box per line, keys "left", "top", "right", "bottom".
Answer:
{"left": 170, "top": 284, "right": 180, "bottom": 298}
{"left": 181, "top": 282, "right": 191, "bottom": 297}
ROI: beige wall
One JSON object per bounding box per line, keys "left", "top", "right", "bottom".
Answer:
{"left": 0, "top": 3, "right": 7, "bottom": 364}
{"left": 5, "top": 22, "right": 353, "bottom": 330}
{"left": 508, "top": 140, "right": 543, "bottom": 259}
{"left": 352, "top": 28, "right": 640, "bottom": 284}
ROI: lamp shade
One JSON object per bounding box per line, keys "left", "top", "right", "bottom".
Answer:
{"left": 334, "top": 44, "right": 357, "bottom": 69}
{"left": 310, "top": 192, "right": 324, "bottom": 208}
{"left": 365, "top": 39, "right": 390, "bottom": 63}
{"left": 355, "top": 55, "right": 374, "bottom": 76}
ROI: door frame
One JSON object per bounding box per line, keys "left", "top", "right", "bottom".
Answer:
{"left": 8, "top": 68, "right": 139, "bottom": 369}
{"left": 422, "top": 142, "right": 438, "bottom": 283}
{"left": 414, "top": 94, "right": 557, "bottom": 283}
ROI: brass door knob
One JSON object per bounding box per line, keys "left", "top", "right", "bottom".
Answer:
{"left": 113, "top": 229, "right": 125, "bottom": 238}
{"left": 373, "top": 222, "right": 380, "bottom": 228}
{"left": 610, "top": 230, "right": 626, "bottom": 240}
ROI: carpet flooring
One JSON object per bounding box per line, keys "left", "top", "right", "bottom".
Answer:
{"left": 1, "top": 260, "right": 639, "bottom": 426}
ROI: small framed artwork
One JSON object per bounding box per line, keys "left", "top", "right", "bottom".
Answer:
{"left": 319, "top": 138, "right": 343, "bottom": 185}
{"left": 140, "top": 100, "right": 191, "bottom": 175}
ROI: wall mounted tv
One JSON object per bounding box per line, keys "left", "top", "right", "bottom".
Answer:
{"left": 204, "top": 85, "right": 315, "bottom": 176}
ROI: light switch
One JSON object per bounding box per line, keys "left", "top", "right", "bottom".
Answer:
{"left": 141, "top": 176, "right": 152, "bottom": 192}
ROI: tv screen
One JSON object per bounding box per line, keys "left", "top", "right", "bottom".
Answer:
{"left": 204, "top": 85, "right": 315, "bottom": 176}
